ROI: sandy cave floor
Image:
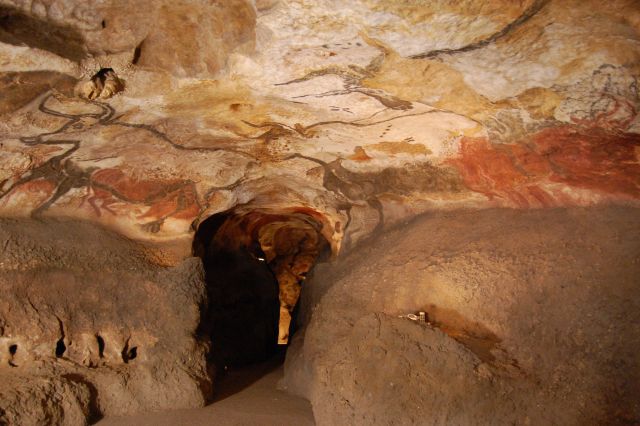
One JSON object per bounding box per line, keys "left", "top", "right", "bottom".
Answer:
{"left": 97, "top": 356, "right": 314, "bottom": 426}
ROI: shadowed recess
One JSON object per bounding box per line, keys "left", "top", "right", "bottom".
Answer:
{"left": 194, "top": 208, "right": 329, "bottom": 369}
{"left": 0, "top": 5, "right": 87, "bottom": 61}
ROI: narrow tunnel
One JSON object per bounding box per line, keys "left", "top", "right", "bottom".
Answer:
{"left": 193, "top": 209, "right": 329, "bottom": 370}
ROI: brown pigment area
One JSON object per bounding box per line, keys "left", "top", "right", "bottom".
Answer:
{"left": 89, "top": 168, "right": 200, "bottom": 221}
{"left": 422, "top": 304, "right": 502, "bottom": 364}
{"left": 312, "top": 157, "right": 465, "bottom": 202}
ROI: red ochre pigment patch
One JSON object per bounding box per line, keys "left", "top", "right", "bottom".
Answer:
{"left": 0, "top": 179, "right": 56, "bottom": 206}
{"left": 20, "top": 180, "right": 58, "bottom": 207}
{"left": 92, "top": 169, "right": 187, "bottom": 203}
{"left": 88, "top": 168, "right": 199, "bottom": 221}
{"left": 448, "top": 125, "right": 640, "bottom": 207}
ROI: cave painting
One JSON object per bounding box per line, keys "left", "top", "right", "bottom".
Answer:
{"left": 2, "top": 0, "right": 640, "bottom": 424}
{"left": 1, "top": 81, "right": 639, "bottom": 248}
{"left": 449, "top": 126, "right": 640, "bottom": 208}
{"left": 0, "top": 93, "right": 225, "bottom": 234}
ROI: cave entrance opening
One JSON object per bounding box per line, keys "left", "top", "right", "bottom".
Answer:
{"left": 193, "top": 209, "right": 329, "bottom": 374}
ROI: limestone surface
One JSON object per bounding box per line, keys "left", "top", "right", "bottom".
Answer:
{"left": 0, "top": 0, "right": 639, "bottom": 423}
{"left": 0, "top": 0, "right": 637, "bottom": 254}
{"left": 0, "top": 218, "right": 211, "bottom": 422}
{"left": 0, "top": 0, "right": 255, "bottom": 77}
{"left": 284, "top": 207, "right": 640, "bottom": 425}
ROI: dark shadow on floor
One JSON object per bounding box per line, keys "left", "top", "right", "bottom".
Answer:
{"left": 212, "top": 349, "right": 287, "bottom": 404}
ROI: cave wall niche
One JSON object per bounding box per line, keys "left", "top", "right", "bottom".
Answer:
{"left": 193, "top": 207, "right": 330, "bottom": 369}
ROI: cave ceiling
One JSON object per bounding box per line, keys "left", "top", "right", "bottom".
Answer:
{"left": 0, "top": 0, "right": 639, "bottom": 255}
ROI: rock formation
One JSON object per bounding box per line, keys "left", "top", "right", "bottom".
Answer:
{"left": 0, "top": 219, "right": 211, "bottom": 425}
{"left": 284, "top": 207, "right": 640, "bottom": 425}
{"left": 0, "top": 0, "right": 255, "bottom": 77}
{"left": 0, "top": 0, "right": 638, "bottom": 424}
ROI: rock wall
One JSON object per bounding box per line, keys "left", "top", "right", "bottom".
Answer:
{"left": 0, "top": 0, "right": 256, "bottom": 77}
{"left": 0, "top": 218, "right": 211, "bottom": 424}
{"left": 284, "top": 207, "right": 640, "bottom": 425}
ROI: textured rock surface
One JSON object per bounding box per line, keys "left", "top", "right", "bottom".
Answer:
{"left": 284, "top": 207, "right": 640, "bottom": 425}
{"left": 0, "top": 374, "right": 91, "bottom": 426}
{"left": 0, "top": 218, "right": 211, "bottom": 421}
{"left": 0, "top": 0, "right": 255, "bottom": 77}
{"left": 0, "top": 0, "right": 639, "bottom": 423}
{"left": 0, "top": 0, "right": 637, "bottom": 254}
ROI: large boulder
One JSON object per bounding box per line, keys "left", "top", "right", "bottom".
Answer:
{"left": 285, "top": 207, "right": 640, "bottom": 425}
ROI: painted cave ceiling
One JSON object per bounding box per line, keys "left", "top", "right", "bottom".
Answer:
{"left": 0, "top": 0, "right": 639, "bottom": 254}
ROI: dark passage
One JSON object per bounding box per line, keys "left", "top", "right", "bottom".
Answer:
{"left": 193, "top": 209, "right": 328, "bottom": 373}
{"left": 195, "top": 212, "right": 280, "bottom": 370}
